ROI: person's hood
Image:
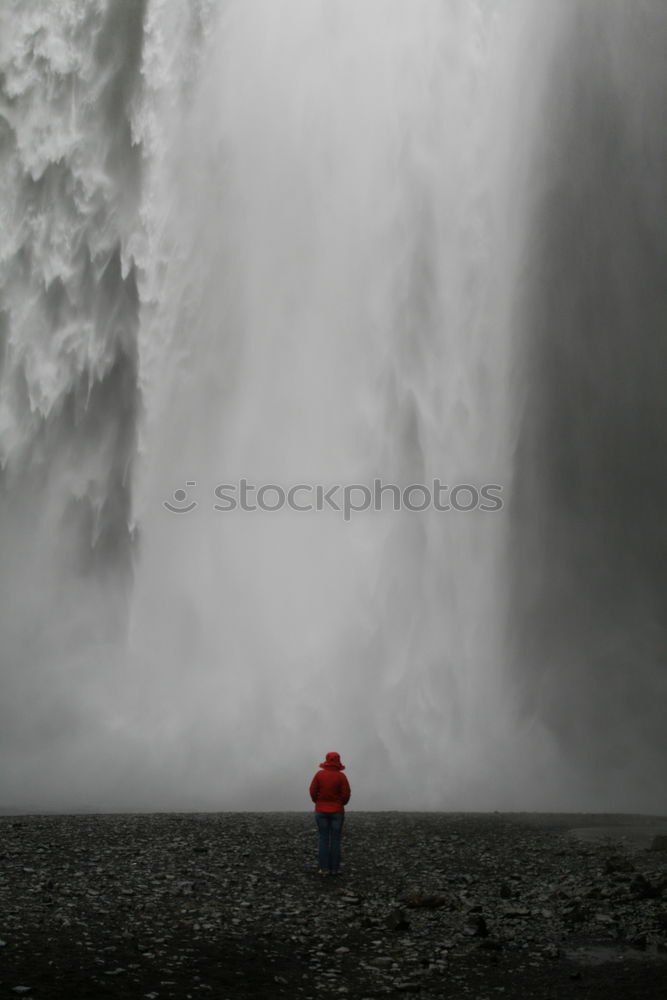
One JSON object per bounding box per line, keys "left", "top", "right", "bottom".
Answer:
{"left": 319, "top": 751, "right": 345, "bottom": 770}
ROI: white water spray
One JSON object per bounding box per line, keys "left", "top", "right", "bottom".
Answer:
{"left": 129, "top": 0, "right": 536, "bottom": 810}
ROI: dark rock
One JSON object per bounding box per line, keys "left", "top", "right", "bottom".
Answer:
{"left": 400, "top": 892, "right": 447, "bottom": 909}
{"left": 463, "top": 914, "right": 488, "bottom": 937}
{"left": 649, "top": 835, "right": 667, "bottom": 852}
{"left": 371, "top": 956, "right": 393, "bottom": 968}
{"left": 629, "top": 874, "right": 660, "bottom": 900}
{"left": 604, "top": 855, "right": 634, "bottom": 874}
{"left": 477, "top": 938, "right": 503, "bottom": 951}
{"left": 562, "top": 902, "right": 587, "bottom": 925}
{"left": 385, "top": 907, "right": 411, "bottom": 932}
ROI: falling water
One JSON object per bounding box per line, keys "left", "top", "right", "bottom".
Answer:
{"left": 0, "top": 1, "right": 665, "bottom": 812}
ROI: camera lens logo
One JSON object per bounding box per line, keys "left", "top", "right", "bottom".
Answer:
{"left": 163, "top": 482, "right": 198, "bottom": 513}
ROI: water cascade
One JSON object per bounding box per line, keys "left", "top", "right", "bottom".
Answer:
{"left": 0, "top": 0, "right": 665, "bottom": 812}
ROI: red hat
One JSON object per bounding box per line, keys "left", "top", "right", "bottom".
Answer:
{"left": 319, "top": 751, "right": 345, "bottom": 770}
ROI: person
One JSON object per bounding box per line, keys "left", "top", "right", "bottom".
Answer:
{"left": 309, "top": 751, "right": 351, "bottom": 875}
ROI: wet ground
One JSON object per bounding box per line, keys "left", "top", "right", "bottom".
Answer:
{"left": 1, "top": 811, "right": 666, "bottom": 999}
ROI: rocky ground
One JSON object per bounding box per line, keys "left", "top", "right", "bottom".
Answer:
{"left": 1, "top": 812, "right": 667, "bottom": 999}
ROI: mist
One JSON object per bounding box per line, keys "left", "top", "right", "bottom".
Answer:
{"left": 0, "top": 0, "right": 665, "bottom": 815}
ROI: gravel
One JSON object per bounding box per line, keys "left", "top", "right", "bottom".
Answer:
{"left": 1, "top": 812, "right": 666, "bottom": 998}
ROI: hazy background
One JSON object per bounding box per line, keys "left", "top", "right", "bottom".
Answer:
{"left": 0, "top": 0, "right": 665, "bottom": 814}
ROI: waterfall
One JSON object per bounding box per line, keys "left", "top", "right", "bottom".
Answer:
{"left": 0, "top": 0, "right": 664, "bottom": 812}
{"left": 0, "top": 0, "right": 144, "bottom": 807}
{"left": 130, "top": 0, "right": 526, "bottom": 810}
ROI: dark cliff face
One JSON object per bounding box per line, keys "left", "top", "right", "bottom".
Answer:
{"left": 510, "top": 1, "right": 667, "bottom": 784}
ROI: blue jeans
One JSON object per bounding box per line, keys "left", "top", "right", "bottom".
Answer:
{"left": 315, "top": 812, "right": 344, "bottom": 871}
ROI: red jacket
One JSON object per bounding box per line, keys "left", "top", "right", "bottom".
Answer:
{"left": 309, "top": 766, "right": 351, "bottom": 813}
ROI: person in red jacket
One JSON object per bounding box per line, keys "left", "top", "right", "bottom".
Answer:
{"left": 309, "top": 751, "right": 351, "bottom": 875}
